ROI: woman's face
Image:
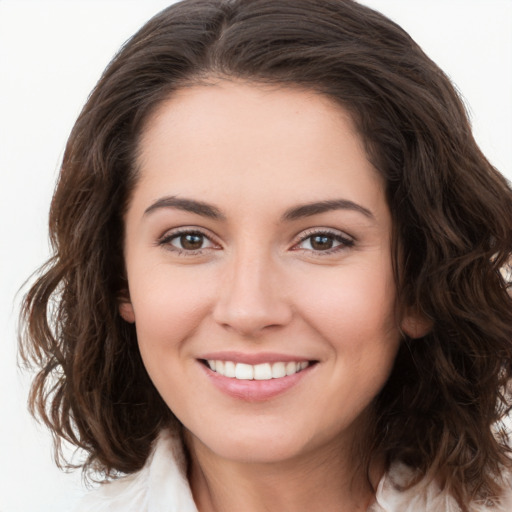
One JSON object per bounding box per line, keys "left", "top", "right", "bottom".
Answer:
{"left": 121, "top": 81, "right": 418, "bottom": 465}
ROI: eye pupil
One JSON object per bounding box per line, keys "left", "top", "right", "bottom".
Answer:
{"left": 181, "top": 233, "right": 203, "bottom": 250}
{"left": 311, "top": 235, "right": 333, "bottom": 250}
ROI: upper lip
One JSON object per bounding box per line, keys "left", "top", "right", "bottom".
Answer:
{"left": 198, "top": 351, "right": 315, "bottom": 365}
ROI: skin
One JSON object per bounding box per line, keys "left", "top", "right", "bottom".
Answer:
{"left": 120, "top": 80, "right": 426, "bottom": 512}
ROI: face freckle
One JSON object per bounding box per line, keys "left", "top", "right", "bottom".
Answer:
{"left": 120, "top": 80, "right": 418, "bottom": 466}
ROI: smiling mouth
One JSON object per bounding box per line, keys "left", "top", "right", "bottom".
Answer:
{"left": 202, "top": 360, "right": 315, "bottom": 380}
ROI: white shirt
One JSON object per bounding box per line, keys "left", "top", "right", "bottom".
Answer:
{"left": 73, "top": 430, "right": 512, "bottom": 512}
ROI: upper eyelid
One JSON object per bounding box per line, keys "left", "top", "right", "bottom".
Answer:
{"left": 156, "top": 226, "right": 354, "bottom": 249}
{"left": 290, "top": 229, "right": 355, "bottom": 255}
{"left": 293, "top": 227, "right": 355, "bottom": 243}
{"left": 159, "top": 226, "right": 217, "bottom": 241}
{"left": 156, "top": 227, "right": 221, "bottom": 252}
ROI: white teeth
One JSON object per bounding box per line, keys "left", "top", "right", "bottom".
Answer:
{"left": 272, "top": 362, "right": 286, "bottom": 378}
{"left": 235, "top": 363, "right": 254, "bottom": 380}
{"left": 224, "top": 361, "right": 236, "bottom": 378}
{"left": 206, "top": 360, "right": 310, "bottom": 380}
{"left": 286, "top": 361, "right": 298, "bottom": 376}
{"left": 254, "top": 363, "right": 272, "bottom": 380}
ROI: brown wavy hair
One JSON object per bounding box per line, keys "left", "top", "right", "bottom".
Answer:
{"left": 19, "top": 0, "right": 512, "bottom": 508}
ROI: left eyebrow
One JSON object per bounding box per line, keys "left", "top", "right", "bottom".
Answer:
{"left": 281, "top": 199, "right": 374, "bottom": 222}
{"left": 143, "top": 196, "right": 225, "bottom": 220}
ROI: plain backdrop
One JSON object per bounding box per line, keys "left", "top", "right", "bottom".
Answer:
{"left": 1, "top": 1, "right": 511, "bottom": 511}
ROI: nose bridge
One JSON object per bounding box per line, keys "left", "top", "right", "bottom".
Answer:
{"left": 213, "top": 242, "right": 291, "bottom": 336}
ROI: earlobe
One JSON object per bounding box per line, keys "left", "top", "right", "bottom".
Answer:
{"left": 401, "top": 312, "right": 432, "bottom": 339}
{"left": 119, "top": 301, "right": 136, "bottom": 323}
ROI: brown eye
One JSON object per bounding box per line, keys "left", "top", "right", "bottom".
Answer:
{"left": 310, "top": 235, "right": 334, "bottom": 250}
{"left": 295, "top": 231, "right": 354, "bottom": 253}
{"left": 162, "top": 230, "right": 216, "bottom": 252}
{"left": 179, "top": 233, "right": 204, "bottom": 250}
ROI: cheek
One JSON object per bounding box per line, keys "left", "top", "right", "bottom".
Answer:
{"left": 128, "top": 265, "right": 216, "bottom": 354}
{"left": 292, "top": 259, "right": 401, "bottom": 410}
{"left": 297, "top": 266, "right": 400, "bottom": 416}
{"left": 294, "top": 260, "right": 398, "bottom": 346}
{"left": 128, "top": 269, "right": 216, "bottom": 414}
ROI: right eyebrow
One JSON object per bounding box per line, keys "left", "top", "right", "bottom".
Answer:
{"left": 143, "top": 196, "right": 226, "bottom": 220}
{"left": 281, "top": 198, "right": 374, "bottom": 222}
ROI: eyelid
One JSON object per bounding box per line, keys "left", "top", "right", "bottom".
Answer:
{"left": 156, "top": 226, "right": 354, "bottom": 256}
{"left": 157, "top": 226, "right": 221, "bottom": 253}
{"left": 291, "top": 227, "right": 355, "bottom": 253}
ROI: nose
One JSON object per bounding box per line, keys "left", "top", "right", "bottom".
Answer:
{"left": 212, "top": 248, "right": 293, "bottom": 338}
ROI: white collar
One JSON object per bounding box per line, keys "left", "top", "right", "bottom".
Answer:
{"left": 73, "top": 429, "right": 512, "bottom": 512}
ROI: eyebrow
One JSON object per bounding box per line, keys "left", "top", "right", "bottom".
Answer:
{"left": 143, "top": 196, "right": 374, "bottom": 222}
{"left": 281, "top": 199, "right": 374, "bottom": 221}
{"left": 144, "top": 196, "right": 225, "bottom": 220}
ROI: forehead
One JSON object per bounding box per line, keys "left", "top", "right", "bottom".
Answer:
{"left": 133, "top": 80, "right": 386, "bottom": 220}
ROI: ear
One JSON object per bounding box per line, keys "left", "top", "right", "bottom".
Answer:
{"left": 118, "top": 290, "right": 136, "bottom": 323}
{"left": 401, "top": 310, "right": 432, "bottom": 339}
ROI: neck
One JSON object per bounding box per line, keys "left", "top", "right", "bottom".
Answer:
{"left": 185, "top": 430, "right": 381, "bottom": 512}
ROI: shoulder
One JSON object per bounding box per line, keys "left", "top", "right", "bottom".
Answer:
{"left": 370, "top": 463, "right": 512, "bottom": 512}
{"left": 71, "top": 470, "right": 148, "bottom": 512}
{"left": 71, "top": 430, "right": 197, "bottom": 512}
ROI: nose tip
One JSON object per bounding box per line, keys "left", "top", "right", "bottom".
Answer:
{"left": 214, "top": 301, "right": 290, "bottom": 337}
{"left": 212, "top": 257, "right": 292, "bottom": 337}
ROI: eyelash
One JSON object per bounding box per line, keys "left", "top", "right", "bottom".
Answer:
{"left": 157, "top": 228, "right": 355, "bottom": 256}
{"left": 292, "top": 229, "right": 355, "bottom": 255}
{"left": 157, "top": 228, "right": 219, "bottom": 256}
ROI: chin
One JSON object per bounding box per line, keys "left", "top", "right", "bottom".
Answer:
{"left": 185, "top": 419, "right": 339, "bottom": 466}
{"left": 210, "top": 440, "right": 308, "bottom": 465}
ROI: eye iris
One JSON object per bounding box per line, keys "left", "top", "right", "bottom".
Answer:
{"left": 180, "top": 233, "right": 204, "bottom": 250}
{"left": 311, "top": 235, "right": 334, "bottom": 250}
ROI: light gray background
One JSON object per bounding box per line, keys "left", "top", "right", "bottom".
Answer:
{"left": 1, "top": 1, "right": 511, "bottom": 511}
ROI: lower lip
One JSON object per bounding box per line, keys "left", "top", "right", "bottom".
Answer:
{"left": 200, "top": 362, "right": 315, "bottom": 402}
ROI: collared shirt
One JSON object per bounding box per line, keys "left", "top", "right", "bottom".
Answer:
{"left": 73, "top": 430, "right": 512, "bottom": 512}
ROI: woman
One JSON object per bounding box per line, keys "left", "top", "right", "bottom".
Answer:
{"left": 19, "top": 0, "right": 512, "bottom": 510}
